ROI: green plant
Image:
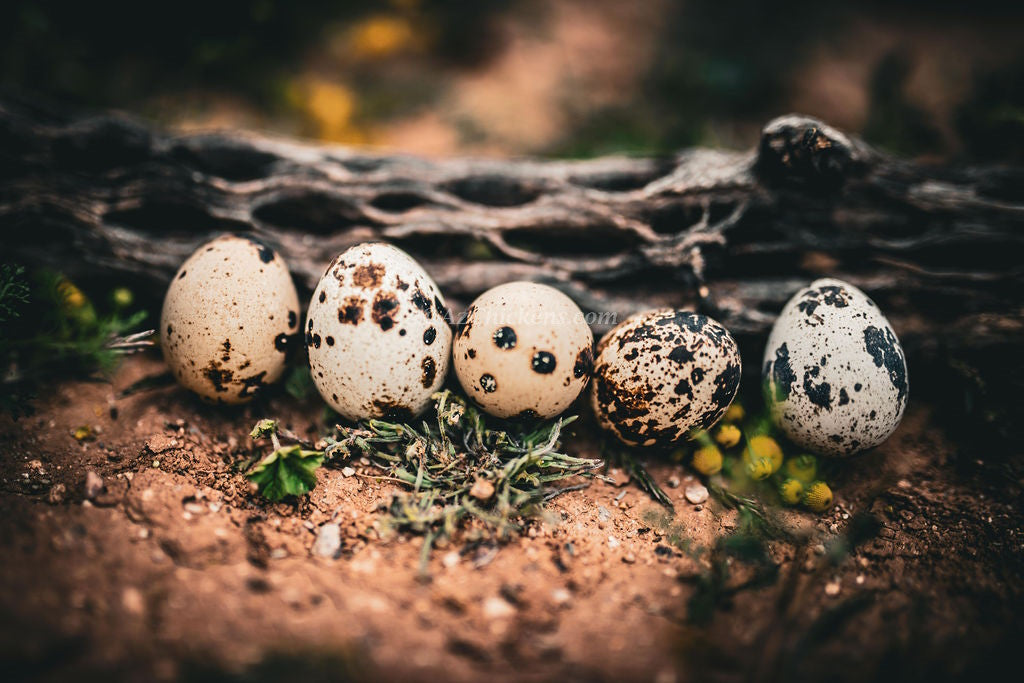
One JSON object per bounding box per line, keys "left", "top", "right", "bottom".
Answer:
{"left": 248, "top": 443, "right": 326, "bottom": 502}
{"left": 0, "top": 267, "right": 153, "bottom": 415}
{"left": 248, "top": 391, "right": 603, "bottom": 565}
{"left": 606, "top": 448, "right": 673, "bottom": 508}
{"left": 0, "top": 264, "right": 30, "bottom": 322}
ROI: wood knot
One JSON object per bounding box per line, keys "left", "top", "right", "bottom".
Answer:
{"left": 755, "top": 115, "right": 866, "bottom": 189}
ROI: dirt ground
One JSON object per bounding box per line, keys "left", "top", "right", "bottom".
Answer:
{"left": 1, "top": 354, "right": 1022, "bottom": 683}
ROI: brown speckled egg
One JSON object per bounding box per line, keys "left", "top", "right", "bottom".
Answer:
{"left": 763, "top": 278, "right": 908, "bottom": 457}
{"left": 591, "top": 309, "right": 741, "bottom": 446}
{"left": 161, "top": 235, "right": 300, "bottom": 404}
{"left": 307, "top": 242, "right": 453, "bottom": 421}
{"left": 453, "top": 282, "right": 594, "bottom": 419}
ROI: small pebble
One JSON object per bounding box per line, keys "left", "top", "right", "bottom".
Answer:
{"left": 684, "top": 483, "right": 708, "bottom": 505}
{"left": 622, "top": 552, "right": 636, "bottom": 564}
{"left": 313, "top": 523, "right": 342, "bottom": 558}
{"left": 551, "top": 588, "right": 572, "bottom": 606}
{"left": 48, "top": 483, "right": 67, "bottom": 505}
{"left": 608, "top": 535, "right": 620, "bottom": 549}
{"left": 470, "top": 479, "right": 495, "bottom": 500}
{"left": 84, "top": 471, "right": 104, "bottom": 500}
{"left": 597, "top": 506, "right": 612, "bottom": 522}
{"left": 121, "top": 587, "right": 145, "bottom": 616}
{"left": 482, "top": 596, "right": 516, "bottom": 620}
{"left": 825, "top": 580, "right": 841, "bottom": 597}
{"left": 442, "top": 551, "right": 460, "bottom": 569}
{"left": 342, "top": 467, "right": 356, "bottom": 477}
{"left": 666, "top": 476, "right": 680, "bottom": 489}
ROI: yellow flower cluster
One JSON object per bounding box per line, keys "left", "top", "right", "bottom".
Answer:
{"left": 682, "top": 402, "right": 836, "bottom": 514}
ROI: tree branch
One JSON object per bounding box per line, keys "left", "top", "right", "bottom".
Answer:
{"left": 2, "top": 98, "right": 1022, "bottom": 435}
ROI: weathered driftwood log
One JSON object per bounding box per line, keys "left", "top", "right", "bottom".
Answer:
{"left": 2, "top": 98, "right": 1022, "bottom": 441}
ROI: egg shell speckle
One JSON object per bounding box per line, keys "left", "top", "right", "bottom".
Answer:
{"left": 591, "top": 309, "right": 741, "bottom": 447}
{"left": 307, "top": 242, "right": 453, "bottom": 421}
{"left": 762, "top": 278, "right": 909, "bottom": 457}
{"left": 161, "top": 235, "right": 299, "bottom": 404}
{"left": 453, "top": 282, "right": 594, "bottom": 419}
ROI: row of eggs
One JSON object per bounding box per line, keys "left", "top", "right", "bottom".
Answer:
{"left": 161, "top": 236, "right": 908, "bottom": 457}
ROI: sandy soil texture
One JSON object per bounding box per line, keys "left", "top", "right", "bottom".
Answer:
{"left": 1, "top": 355, "right": 1021, "bottom": 682}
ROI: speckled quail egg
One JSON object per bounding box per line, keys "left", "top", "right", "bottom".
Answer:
{"left": 306, "top": 242, "right": 452, "bottom": 421}
{"left": 452, "top": 282, "right": 594, "bottom": 419}
{"left": 591, "top": 310, "right": 741, "bottom": 447}
{"left": 762, "top": 278, "right": 908, "bottom": 457}
{"left": 161, "top": 234, "right": 300, "bottom": 403}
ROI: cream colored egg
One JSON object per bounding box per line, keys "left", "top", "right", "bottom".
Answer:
{"left": 161, "top": 235, "right": 300, "bottom": 403}
{"left": 307, "top": 242, "right": 453, "bottom": 421}
{"left": 591, "top": 309, "right": 741, "bottom": 446}
{"left": 763, "top": 278, "right": 908, "bottom": 457}
{"left": 453, "top": 282, "right": 594, "bottom": 419}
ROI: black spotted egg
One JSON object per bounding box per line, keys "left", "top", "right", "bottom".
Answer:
{"left": 453, "top": 282, "right": 594, "bottom": 419}
{"left": 591, "top": 310, "right": 741, "bottom": 447}
{"left": 161, "top": 235, "right": 300, "bottom": 404}
{"left": 763, "top": 278, "right": 908, "bottom": 457}
{"left": 307, "top": 242, "right": 452, "bottom": 421}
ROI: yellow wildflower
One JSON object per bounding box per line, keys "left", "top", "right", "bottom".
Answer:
{"left": 714, "top": 424, "right": 742, "bottom": 448}
{"left": 745, "top": 456, "right": 774, "bottom": 481}
{"left": 692, "top": 445, "right": 723, "bottom": 476}
{"left": 723, "top": 403, "right": 745, "bottom": 423}
{"left": 803, "top": 481, "right": 834, "bottom": 513}
{"left": 745, "top": 435, "right": 783, "bottom": 473}
{"left": 779, "top": 478, "right": 804, "bottom": 505}
{"left": 783, "top": 454, "right": 817, "bottom": 483}
{"left": 350, "top": 15, "right": 415, "bottom": 59}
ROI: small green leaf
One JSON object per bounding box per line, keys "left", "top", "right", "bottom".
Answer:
{"left": 283, "top": 365, "right": 316, "bottom": 400}
{"left": 250, "top": 419, "right": 278, "bottom": 440}
{"left": 247, "top": 444, "right": 324, "bottom": 501}
{"left": 0, "top": 263, "right": 30, "bottom": 323}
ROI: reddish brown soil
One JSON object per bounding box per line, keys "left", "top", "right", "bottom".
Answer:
{"left": 1, "top": 355, "right": 1021, "bottom": 682}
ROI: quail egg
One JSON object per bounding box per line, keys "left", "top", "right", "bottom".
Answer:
{"left": 762, "top": 278, "right": 908, "bottom": 457}
{"left": 452, "top": 282, "right": 594, "bottom": 419}
{"left": 161, "top": 234, "right": 300, "bottom": 403}
{"left": 591, "top": 309, "right": 741, "bottom": 446}
{"left": 306, "top": 242, "right": 452, "bottom": 421}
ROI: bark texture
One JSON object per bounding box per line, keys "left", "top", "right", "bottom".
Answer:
{"left": 2, "top": 98, "right": 1022, "bottom": 439}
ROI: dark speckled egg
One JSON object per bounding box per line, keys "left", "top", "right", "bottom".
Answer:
{"left": 591, "top": 309, "right": 741, "bottom": 447}
{"left": 763, "top": 278, "right": 908, "bottom": 457}
{"left": 161, "top": 235, "right": 299, "bottom": 404}
{"left": 453, "top": 282, "right": 593, "bottom": 419}
{"left": 307, "top": 242, "right": 452, "bottom": 421}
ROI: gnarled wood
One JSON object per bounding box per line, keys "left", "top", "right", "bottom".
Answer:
{"left": 2, "top": 99, "right": 1022, "bottom": 440}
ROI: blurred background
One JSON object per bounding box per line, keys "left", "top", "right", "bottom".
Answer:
{"left": 1, "top": 0, "right": 1022, "bottom": 160}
